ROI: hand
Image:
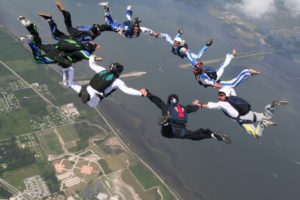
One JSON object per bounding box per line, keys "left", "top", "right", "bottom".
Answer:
{"left": 95, "top": 56, "right": 102, "bottom": 62}
{"left": 116, "top": 28, "right": 123, "bottom": 35}
{"left": 192, "top": 100, "right": 202, "bottom": 107}
{"left": 213, "top": 83, "right": 222, "bottom": 89}
{"left": 140, "top": 88, "right": 148, "bottom": 97}
{"left": 151, "top": 32, "right": 160, "bottom": 38}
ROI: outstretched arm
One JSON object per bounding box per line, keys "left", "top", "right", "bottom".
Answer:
{"left": 143, "top": 90, "right": 168, "bottom": 112}
{"left": 158, "top": 33, "right": 174, "bottom": 45}
{"left": 185, "top": 100, "right": 201, "bottom": 113}
{"left": 115, "top": 79, "right": 143, "bottom": 96}
{"left": 140, "top": 26, "right": 159, "bottom": 37}
{"left": 89, "top": 55, "right": 105, "bottom": 73}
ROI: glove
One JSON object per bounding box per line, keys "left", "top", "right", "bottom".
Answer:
{"left": 206, "top": 39, "right": 213, "bottom": 46}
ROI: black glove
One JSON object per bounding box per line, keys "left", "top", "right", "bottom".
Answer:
{"left": 206, "top": 39, "right": 213, "bottom": 46}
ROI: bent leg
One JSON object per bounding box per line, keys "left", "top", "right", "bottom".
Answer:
{"left": 61, "top": 10, "right": 77, "bottom": 35}
{"left": 28, "top": 42, "right": 56, "bottom": 64}
{"left": 253, "top": 105, "right": 274, "bottom": 122}
{"left": 69, "top": 82, "right": 82, "bottom": 94}
{"left": 62, "top": 67, "right": 74, "bottom": 86}
{"left": 186, "top": 50, "right": 197, "bottom": 66}
{"left": 104, "top": 7, "right": 114, "bottom": 25}
{"left": 219, "top": 69, "right": 251, "bottom": 88}
{"left": 191, "top": 45, "right": 209, "bottom": 60}
{"left": 126, "top": 5, "right": 133, "bottom": 21}
{"left": 241, "top": 123, "right": 264, "bottom": 138}
{"left": 216, "top": 53, "right": 234, "bottom": 80}
{"left": 48, "top": 19, "right": 68, "bottom": 40}
{"left": 183, "top": 128, "right": 213, "bottom": 140}
{"left": 26, "top": 24, "right": 42, "bottom": 46}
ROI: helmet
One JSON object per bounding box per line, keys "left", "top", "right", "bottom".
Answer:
{"left": 193, "top": 61, "right": 203, "bottom": 75}
{"left": 218, "top": 88, "right": 231, "bottom": 97}
{"left": 134, "top": 17, "right": 142, "bottom": 25}
{"left": 82, "top": 41, "right": 97, "bottom": 52}
{"left": 110, "top": 63, "right": 124, "bottom": 77}
{"left": 174, "top": 37, "right": 185, "bottom": 46}
{"left": 167, "top": 94, "right": 179, "bottom": 104}
{"left": 91, "top": 24, "right": 101, "bottom": 35}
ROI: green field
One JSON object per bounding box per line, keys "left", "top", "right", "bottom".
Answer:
{"left": 105, "top": 153, "right": 128, "bottom": 172}
{"left": 58, "top": 124, "right": 80, "bottom": 143}
{"left": 14, "top": 88, "right": 36, "bottom": 98}
{"left": 130, "top": 163, "right": 175, "bottom": 200}
{"left": 98, "top": 159, "right": 112, "bottom": 174}
{"left": 38, "top": 130, "right": 64, "bottom": 155}
{"left": 67, "top": 121, "right": 107, "bottom": 152}
{"left": 122, "top": 168, "right": 161, "bottom": 200}
{"left": 2, "top": 163, "right": 41, "bottom": 189}
{"left": 2, "top": 160, "right": 59, "bottom": 193}
{"left": 0, "top": 110, "right": 32, "bottom": 139}
{"left": 130, "top": 162, "right": 162, "bottom": 190}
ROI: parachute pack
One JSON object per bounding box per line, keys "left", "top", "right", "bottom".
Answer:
{"left": 89, "top": 70, "right": 116, "bottom": 94}
{"left": 227, "top": 96, "right": 251, "bottom": 116}
{"left": 167, "top": 104, "right": 188, "bottom": 125}
{"left": 203, "top": 66, "right": 217, "bottom": 80}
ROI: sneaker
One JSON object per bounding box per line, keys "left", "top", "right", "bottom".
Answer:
{"left": 178, "top": 29, "right": 183, "bottom": 35}
{"left": 38, "top": 12, "right": 52, "bottom": 20}
{"left": 99, "top": 1, "right": 110, "bottom": 12}
{"left": 232, "top": 48, "right": 237, "bottom": 57}
{"left": 212, "top": 130, "right": 231, "bottom": 144}
{"left": 99, "top": 1, "right": 109, "bottom": 7}
{"left": 18, "top": 34, "right": 33, "bottom": 42}
{"left": 55, "top": 0, "right": 65, "bottom": 11}
{"left": 126, "top": 5, "right": 132, "bottom": 11}
{"left": 206, "top": 39, "right": 213, "bottom": 46}
{"left": 271, "top": 99, "right": 288, "bottom": 107}
{"left": 260, "top": 119, "right": 277, "bottom": 128}
{"left": 248, "top": 68, "right": 261, "bottom": 75}
{"left": 17, "top": 16, "right": 31, "bottom": 26}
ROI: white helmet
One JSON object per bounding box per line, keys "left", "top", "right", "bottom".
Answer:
{"left": 218, "top": 87, "right": 235, "bottom": 97}
{"left": 174, "top": 37, "right": 185, "bottom": 45}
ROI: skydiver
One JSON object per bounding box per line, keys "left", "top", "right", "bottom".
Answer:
{"left": 192, "top": 49, "right": 260, "bottom": 89}
{"left": 195, "top": 87, "right": 288, "bottom": 138}
{"left": 68, "top": 55, "right": 145, "bottom": 107}
{"left": 17, "top": 16, "right": 100, "bottom": 86}
{"left": 99, "top": 2, "right": 159, "bottom": 38}
{"left": 140, "top": 89, "right": 231, "bottom": 143}
{"left": 37, "top": 0, "right": 112, "bottom": 42}
{"left": 158, "top": 29, "right": 213, "bottom": 61}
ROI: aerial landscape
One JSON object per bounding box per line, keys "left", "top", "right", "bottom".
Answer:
{"left": 0, "top": 0, "right": 300, "bottom": 200}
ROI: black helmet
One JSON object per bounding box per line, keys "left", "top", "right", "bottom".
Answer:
{"left": 167, "top": 94, "right": 179, "bottom": 104}
{"left": 110, "top": 63, "right": 124, "bottom": 77}
{"left": 91, "top": 24, "right": 101, "bottom": 36}
{"left": 134, "top": 17, "right": 142, "bottom": 25}
{"left": 82, "top": 41, "right": 97, "bottom": 52}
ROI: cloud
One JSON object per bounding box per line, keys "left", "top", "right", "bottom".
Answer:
{"left": 284, "top": 0, "right": 300, "bottom": 16}
{"left": 226, "top": 0, "right": 276, "bottom": 18}
{"left": 226, "top": 0, "right": 300, "bottom": 18}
